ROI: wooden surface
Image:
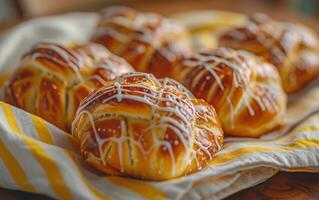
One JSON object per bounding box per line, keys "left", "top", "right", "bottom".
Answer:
{"left": 227, "top": 172, "right": 319, "bottom": 200}
{"left": 0, "top": 1, "right": 319, "bottom": 200}
{"left": 1, "top": 172, "right": 319, "bottom": 199}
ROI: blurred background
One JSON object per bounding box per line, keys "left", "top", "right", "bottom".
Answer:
{"left": 0, "top": 0, "right": 318, "bottom": 31}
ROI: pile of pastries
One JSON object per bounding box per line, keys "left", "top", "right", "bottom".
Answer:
{"left": 5, "top": 6, "right": 319, "bottom": 180}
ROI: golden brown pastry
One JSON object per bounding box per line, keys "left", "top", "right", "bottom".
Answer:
{"left": 218, "top": 14, "right": 319, "bottom": 93}
{"left": 91, "top": 6, "right": 192, "bottom": 78}
{"left": 72, "top": 72, "right": 223, "bottom": 180}
{"left": 5, "top": 42, "right": 133, "bottom": 131}
{"left": 175, "top": 48, "right": 286, "bottom": 137}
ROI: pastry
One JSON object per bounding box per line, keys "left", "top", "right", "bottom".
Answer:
{"left": 218, "top": 14, "right": 319, "bottom": 93}
{"left": 5, "top": 42, "right": 134, "bottom": 131}
{"left": 91, "top": 6, "right": 192, "bottom": 78}
{"left": 175, "top": 48, "right": 286, "bottom": 137}
{"left": 72, "top": 72, "right": 223, "bottom": 180}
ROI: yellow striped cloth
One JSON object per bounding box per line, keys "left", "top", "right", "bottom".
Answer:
{"left": 0, "top": 87, "right": 319, "bottom": 200}
{"left": 0, "top": 12, "right": 319, "bottom": 200}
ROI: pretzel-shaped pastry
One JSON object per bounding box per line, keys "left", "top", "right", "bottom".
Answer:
{"left": 91, "top": 6, "right": 192, "bottom": 78}
{"left": 5, "top": 42, "right": 133, "bottom": 131}
{"left": 72, "top": 72, "right": 223, "bottom": 180}
{"left": 218, "top": 14, "right": 319, "bottom": 93}
{"left": 175, "top": 48, "right": 287, "bottom": 137}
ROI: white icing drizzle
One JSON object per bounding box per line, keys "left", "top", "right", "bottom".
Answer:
{"left": 81, "top": 110, "right": 106, "bottom": 166}
{"left": 30, "top": 42, "right": 85, "bottom": 81}
{"left": 27, "top": 42, "right": 133, "bottom": 89}
{"left": 73, "top": 73, "right": 222, "bottom": 176}
{"left": 87, "top": 74, "right": 107, "bottom": 85}
{"left": 114, "top": 82, "right": 123, "bottom": 102}
{"left": 226, "top": 97, "right": 235, "bottom": 128}
{"left": 92, "top": 10, "right": 187, "bottom": 64}
{"left": 182, "top": 48, "right": 279, "bottom": 127}
{"left": 241, "top": 20, "right": 286, "bottom": 65}
{"left": 223, "top": 14, "right": 308, "bottom": 72}
{"left": 18, "top": 41, "right": 135, "bottom": 131}
{"left": 159, "top": 77, "right": 195, "bottom": 98}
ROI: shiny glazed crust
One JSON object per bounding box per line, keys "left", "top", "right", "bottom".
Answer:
{"left": 5, "top": 42, "right": 134, "bottom": 131}
{"left": 91, "top": 6, "right": 192, "bottom": 78}
{"left": 72, "top": 72, "right": 223, "bottom": 180}
{"left": 175, "top": 48, "right": 287, "bottom": 137}
{"left": 218, "top": 14, "right": 319, "bottom": 93}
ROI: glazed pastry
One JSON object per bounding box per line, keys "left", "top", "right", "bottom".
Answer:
{"left": 5, "top": 42, "right": 134, "bottom": 131}
{"left": 91, "top": 6, "right": 192, "bottom": 78}
{"left": 218, "top": 14, "right": 319, "bottom": 93}
{"left": 175, "top": 48, "right": 286, "bottom": 137}
{"left": 72, "top": 72, "right": 223, "bottom": 180}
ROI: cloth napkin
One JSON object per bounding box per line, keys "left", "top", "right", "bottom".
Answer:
{"left": 0, "top": 11, "right": 318, "bottom": 200}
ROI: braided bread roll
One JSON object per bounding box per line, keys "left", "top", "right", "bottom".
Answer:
{"left": 175, "top": 48, "right": 286, "bottom": 137}
{"left": 218, "top": 14, "right": 319, "bottom": 93}
{"left": 5, "top": 42, "right": 133, "bottom": 131}
{"left": 72, "top": 72, "right": 223, "bottom": 180}
{"left": 91, "top": 6, "right": 192, "bottom": 78}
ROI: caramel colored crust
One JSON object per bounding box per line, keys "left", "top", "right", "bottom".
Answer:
{"left": 175, "top": 48, "right": 287, "bottom": 137}
{"left": 5, "top": 42, "right": 133, "bottom": 131}
{"left": 91, "top": 6, "right": 192, "bottom": 78}
{"left": 218, "top": 14, "right": 319, "bottom": 93}
{"left": 72, "top": 72, "right": 223, "bottom": 180}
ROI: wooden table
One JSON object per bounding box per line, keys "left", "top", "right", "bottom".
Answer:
{"left": 227, "top": 172, "right": 319, "bottom": 200}
{"left": 0, "top": 1, "right": 318, "bottom": 199}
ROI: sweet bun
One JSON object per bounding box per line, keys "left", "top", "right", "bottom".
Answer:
{"left": 91, "top": 6, "right": 192, "bottom": 78}
{"left": 218, "top": 14, "right": 319, "bottom": 93}
{"left": 175, "top": 48, "right": 286, "bottom": 137}
{"left": 5, "top": 42, "right": 134, "bottom": 131}
{"left": 72, "top": 72, "right": 223, "bottom": 180}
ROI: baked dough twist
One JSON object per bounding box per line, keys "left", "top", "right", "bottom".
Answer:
{"left": 91, "top": 6, "right": 192, "bottom": 78}
{"left": 5, "top": 42, "right": 133, "bottom": 131}
{"left": 175, "top": 48, "right": 286, "bottom": 137}
{"left": 72, "top": 72, "right": 223, "bottom": 180}
{"left": 218, "top": 14, "right": 319, "bottom": 93}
